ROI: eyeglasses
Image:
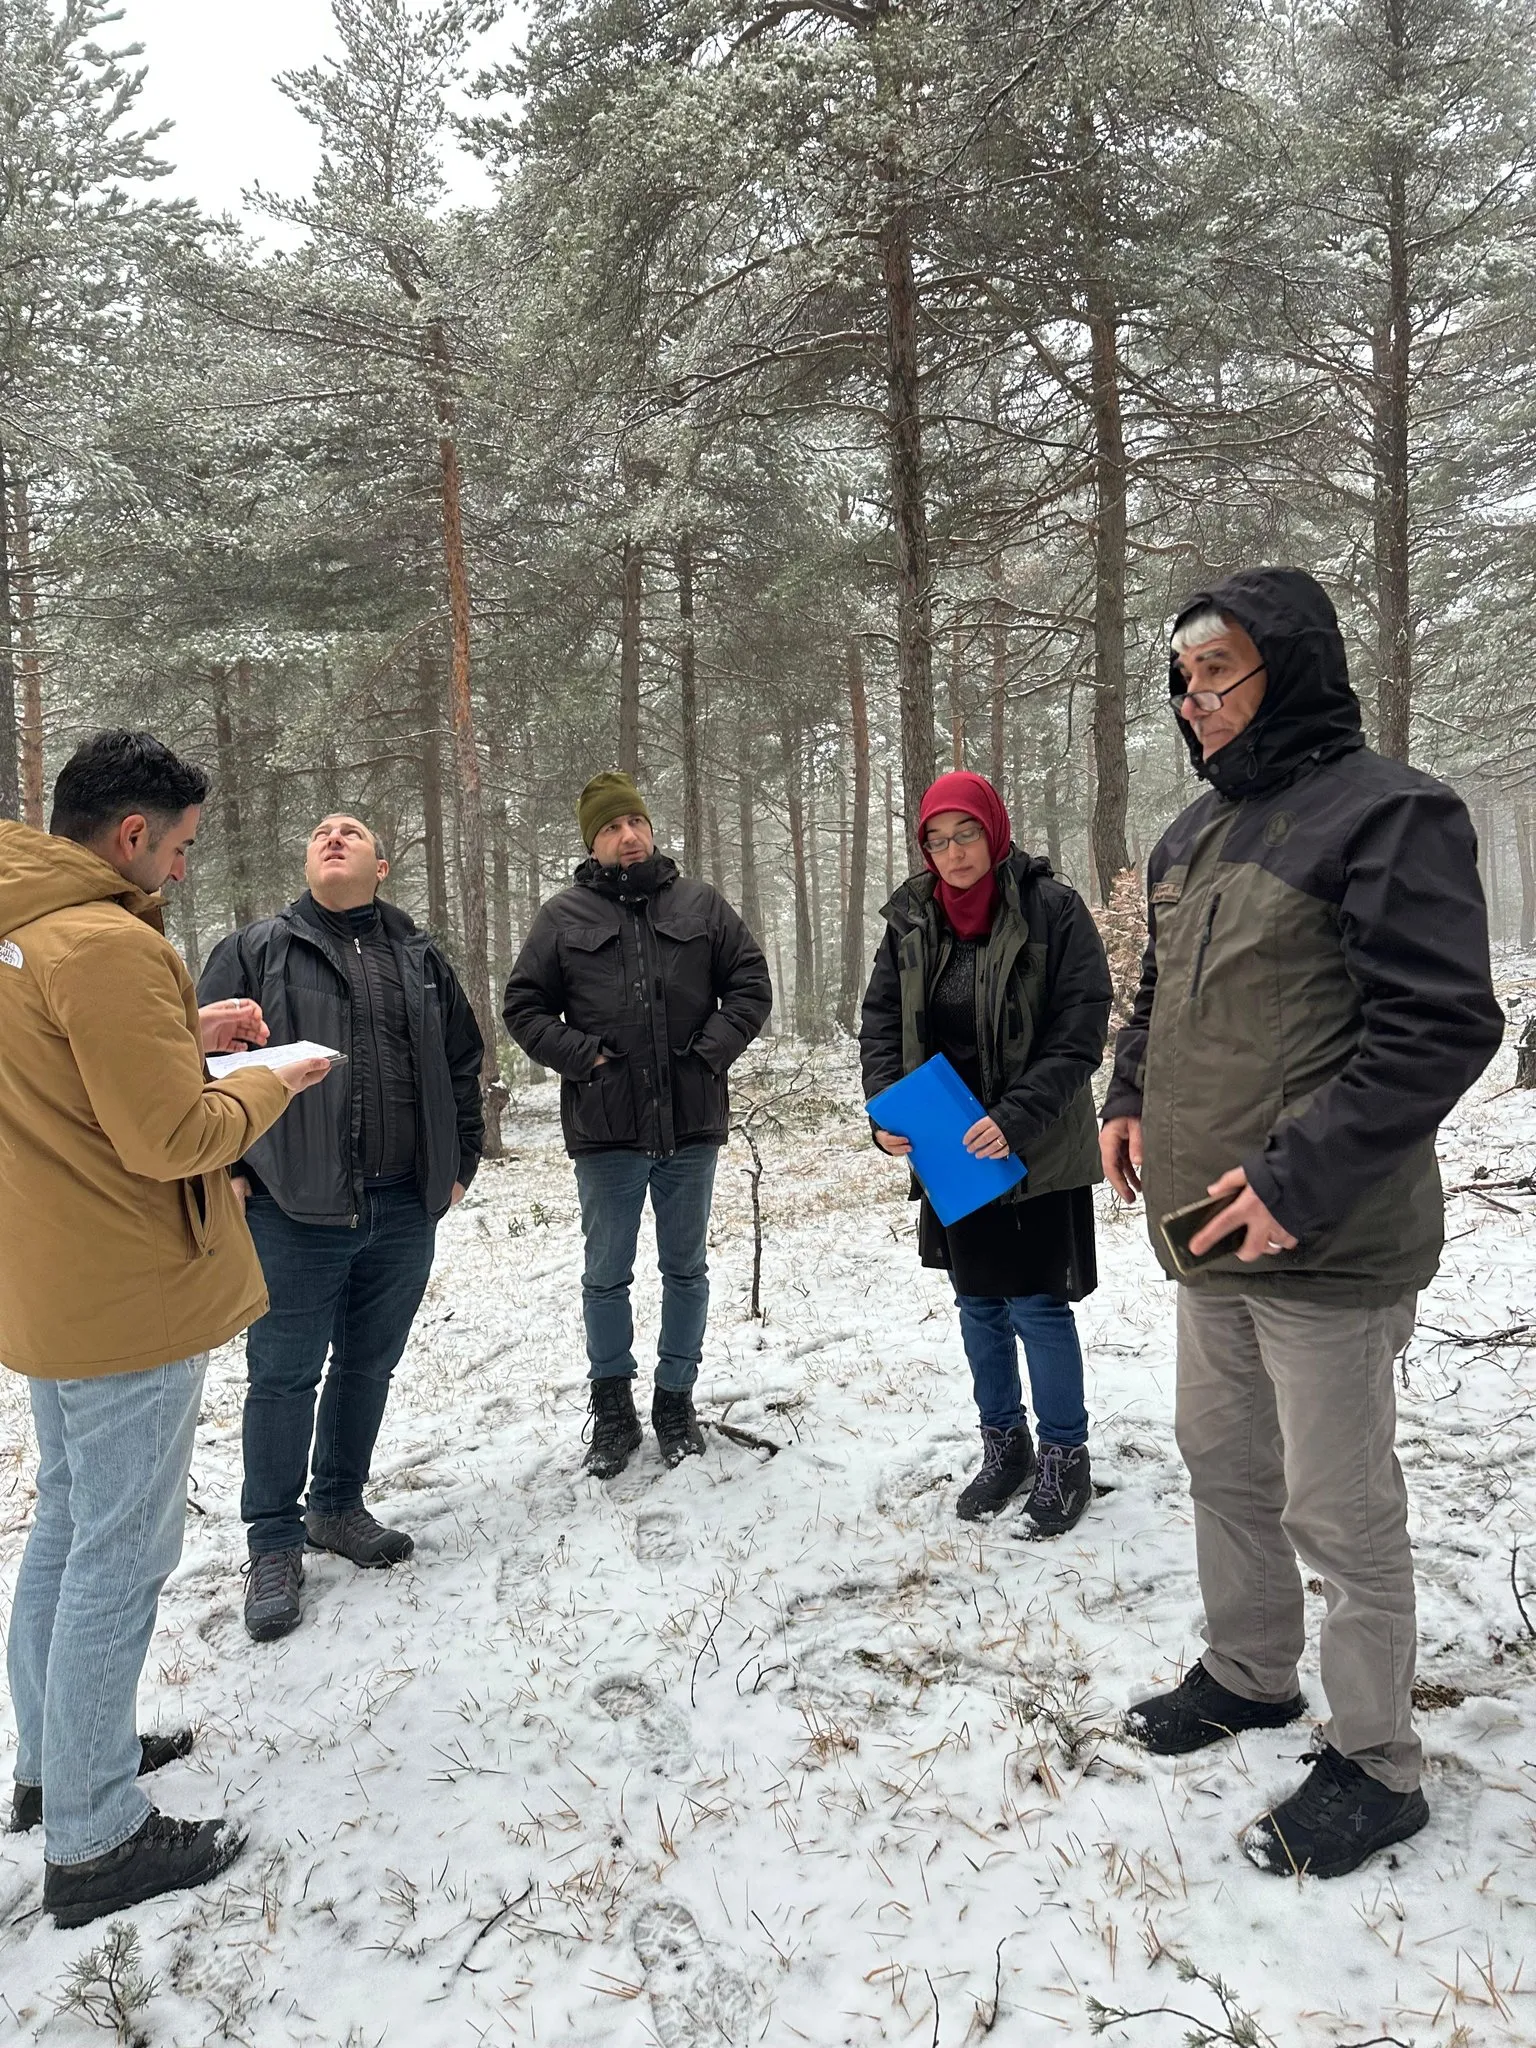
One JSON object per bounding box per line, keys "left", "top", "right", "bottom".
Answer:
{"left": 922, "top": 822, "right": 987, "bottom": 855}
{"left": 1172, "top": 661, "right": 1264, "bottom": 715}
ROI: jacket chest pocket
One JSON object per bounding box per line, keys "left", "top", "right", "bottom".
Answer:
{"left": 651, "top": 912, "right": 713, "bottom": 1031}
{"left": 559, "top": 924, "right": 624, "bottom": 1021}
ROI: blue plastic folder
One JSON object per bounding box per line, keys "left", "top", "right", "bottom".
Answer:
{"left": 866, "top": 1054, "right": 1027, "bottom": 1226}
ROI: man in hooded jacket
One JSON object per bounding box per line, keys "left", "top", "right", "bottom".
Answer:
{"left": 1101, "top": 568, "right": 1503, "bottom": 1880}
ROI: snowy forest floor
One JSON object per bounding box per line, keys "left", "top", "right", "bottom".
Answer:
{"left": 3, "top": 994, "right": 1536, "bottom": 2048}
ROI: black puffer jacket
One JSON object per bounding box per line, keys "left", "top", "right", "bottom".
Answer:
{"left": 199, "top": 896, "right": 485, "bottom": 1225}
{"left": 1104, "top": 566, "right": 1504, "bottom": 1299}
{"left": 502, "top": 853, "right": 772, "bottom": 1158}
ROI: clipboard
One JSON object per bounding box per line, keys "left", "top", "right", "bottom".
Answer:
{"left": 866, "top": 1053, "right": 1027, "bottom": 1226}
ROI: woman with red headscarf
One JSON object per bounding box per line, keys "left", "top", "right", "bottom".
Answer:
{"left": 859, "top": 772, "right": 1112, "bottom": 1533}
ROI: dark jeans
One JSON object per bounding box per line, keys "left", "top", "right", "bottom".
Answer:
{"left": 572, "top": 1145, "right": 719, "bottom": 1392}
{"left": 242, "top": 1185, "right": 437, "bottom": 1556}
{"left": 954, "top": 1292, "right": 1089, "bottom": 1447}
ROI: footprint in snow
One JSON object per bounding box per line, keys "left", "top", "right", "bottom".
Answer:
{"left": 631, "top": 1897, "right": 754, "bottom": 2048}
{"left": 634, "top": 1507, "right": 692, "bottom": 1565}
{"left": 591, "top": 1675, "right": 696, "bottom": 1778}
{"left": 1420, "top": 1750, "right": 1485, "bottom": 1854}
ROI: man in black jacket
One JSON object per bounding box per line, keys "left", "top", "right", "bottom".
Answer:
{"left": 503, "top": 773, "right": 771, "bottom": 1478}
{"left": 200, "top": 815, "right": 485, "bottom": 1640}
{"left": 1101, "top": 569, "right": 1503, "bottom": 1880}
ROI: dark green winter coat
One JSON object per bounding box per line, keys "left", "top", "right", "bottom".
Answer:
{"left": 859, "top": 851, "right": 1111, "bottom": 1200}
{"left": 1104, "top": 567, "right": 1504, "bottom": 1302}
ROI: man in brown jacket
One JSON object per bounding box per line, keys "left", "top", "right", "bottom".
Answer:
{"left": 0, "top": 731, "right": 332, "bottom": 1928}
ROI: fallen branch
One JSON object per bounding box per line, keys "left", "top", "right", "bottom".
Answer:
{"left": 457, "top": 1882, "right": 533, "bottom": 1974}
{"left": 1418, "top": 1322, "right": 1536, "bottom": 1349}
{"left": 703, "top": 1416, "right": 783, "bottom": 1457}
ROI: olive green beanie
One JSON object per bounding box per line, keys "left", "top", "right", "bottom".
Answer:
{"left": 577, "top": 770, "right": 651, "bottom": 850}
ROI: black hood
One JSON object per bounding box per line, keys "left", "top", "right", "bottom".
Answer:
{"left": 1171, "top": 567, "right": 1364, "bottom": 800}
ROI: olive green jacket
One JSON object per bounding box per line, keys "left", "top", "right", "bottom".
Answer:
{"left": 1106, "top": 568, "right": 1504, "bottom": 1302}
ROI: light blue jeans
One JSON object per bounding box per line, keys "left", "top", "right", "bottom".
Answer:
{"left": 573, "top": 1146, "right": 719, "bottom": 1391}
{"left": 8, "top": 1355, "right": 206, "bottom": 1865}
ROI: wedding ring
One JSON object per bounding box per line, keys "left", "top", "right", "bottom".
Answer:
{"left": 1265, "top": 1238, "right": 1284, "bottom": 1253}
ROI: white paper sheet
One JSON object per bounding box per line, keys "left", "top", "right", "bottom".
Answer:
{"left": 206, "top": 1040, "right": 343, "bottom": 1078}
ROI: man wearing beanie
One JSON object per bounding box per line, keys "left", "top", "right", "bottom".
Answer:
{"left": 504, "top": 773, "right": 771, "bottom": 1476}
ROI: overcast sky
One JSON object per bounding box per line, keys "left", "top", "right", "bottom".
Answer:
{"left": 114, "top": 0, "right": 514, "bottom": 235}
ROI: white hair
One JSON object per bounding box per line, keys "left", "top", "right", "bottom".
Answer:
{"left": 1170, "top": 606, "right": 1232, "bottom": 654}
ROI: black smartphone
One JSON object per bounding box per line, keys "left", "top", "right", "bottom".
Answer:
{"left": 1158, "top": 1192, "right": 1245, "bottom": 1276}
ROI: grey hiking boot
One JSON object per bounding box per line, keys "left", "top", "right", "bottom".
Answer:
{"left": 956, "top": 1424, "right": 1036, "bottom": 1520}
{"left": 244, "top": 1547, "right": 304, "bottom": 1641}
{"left": 9, "top": 1729, "right": 196, "bottom": 1834}
{"left": 304, "top": 1506, "right": 414, "bottom": 1567}
{"left": 1022, "top": 1443, "right": 1093, "bottom": 1537}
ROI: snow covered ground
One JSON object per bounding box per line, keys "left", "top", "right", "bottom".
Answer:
{"left": 2, "top": 997, "right": 1535, "bottom": 2048}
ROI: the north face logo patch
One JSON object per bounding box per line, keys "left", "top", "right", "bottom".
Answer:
{"left": 0, "top": 939, "right": 22, "bottom": 970}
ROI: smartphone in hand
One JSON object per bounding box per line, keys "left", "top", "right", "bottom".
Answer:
{"left": 1159, "top": 1192, "right": 1245, "bottom": 1275}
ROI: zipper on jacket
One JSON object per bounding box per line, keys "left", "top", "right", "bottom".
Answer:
{"left": 1189, "top": 893, "right": 1221, "bottom": 1002}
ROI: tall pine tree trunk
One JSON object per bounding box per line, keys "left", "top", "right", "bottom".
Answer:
{"left": 948, "top": 621, "right": 965, "bottom": 770}
{"left": 675, "top": 532, "right": 703, "bottom": 871}
{"left": 11, "top": 477, "right": 43, "bottom": 830}
{"left": 211, "top": 664, "right": 254, "bottom": 926}
{"left": 786, "top": 719, "right": 815, "bottom": 1040}
{"left": 884, "top": 764, "right": 895, "bottom": 899}
{"left": 1087, "top": 277, "right": 1131, "bottom": 902}
{"left": 990, "top": 572, "right": 1008, "bottom": 791}
{"left": 619, "top": 538, "right": 643, "bottom": 777}
{"left": 176, "top": 859, "right": 202, "bottom": 981}
{"left": 1372, "top": 179, "right": 1413, "bottom": 761}
{"left": 419, "top": 643, "right": 450, "bottom": 938}
{"left": 881, "top": 199, "right": 936, "bottom": 850}
{"left": 425, "top": 319, "right": 500, "bottom": 1151}
{"left": 1517, "top": 799, "right": 1536, "bottom": 953}
{"left": 807, "top": 741, "right": 824, "bottom": 1028}
{"left": 0, "top": 444, "right": 17, "bottom": 824}
{"left": 737, "top": 704, "right": 762, "bottom": 940}
{"left": 488, "top": 715, "right": 512, "bottom": 990}
{"left": 838, "top": 637, "right": 871, "bottom": 1029}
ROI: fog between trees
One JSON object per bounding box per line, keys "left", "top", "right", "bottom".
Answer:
{"left": 4, "top": 0, "right": 1536, "bottom": 1140}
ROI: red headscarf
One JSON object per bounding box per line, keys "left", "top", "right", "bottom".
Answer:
{"left": 917, "top": 771, "right": 1012, "bottom": 940}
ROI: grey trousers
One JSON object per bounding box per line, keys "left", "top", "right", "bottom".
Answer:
{"left": 1174, "top": 1287, "right": 1421, "bottom": 1792}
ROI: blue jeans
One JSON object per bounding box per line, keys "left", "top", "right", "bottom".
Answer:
{"left": 242, "top": 1185, "right": 437, "bottom": 1556}
{"left": 9, "top": 1356, "right": 206, "bottom": 1865}
{"left": 954, "top": 1293, "right": 1089, "bottom": 1447}
{"left": 573, "top": 1146, "right": 719, "bottom": 1391}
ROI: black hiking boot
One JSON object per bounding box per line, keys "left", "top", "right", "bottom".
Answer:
{"left": 1124, "top": 1658, "right": 1306, "bottom": 1756}
{"left": 1022, "top": 1443, "right": 1093, "bottom": 1536}
{"left": 1243, "top": 1744, "right": 1429, "bottom": 1879}
{"left": 9, "top": 1730, "right": 197, "bottom": 1834}
{"left": 956, "top": 1424, "right": 1036, "bottom": 1520}
{"left": 243, "top": 1547, "right": 304, "bottom": 1642}
{"left": 652, "top": 1387, "right": 705, "bottom": 1468}
{"left": 584, "top": 1376, "right": 643, "bottom": 1479}
{"left": 44, "top": 1808, "right": 247, "bottom": 1929}
{"left": 305, "top": 1506, "right": 414, "bottom": 1567}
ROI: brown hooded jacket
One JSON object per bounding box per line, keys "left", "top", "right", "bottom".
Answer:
{"left": 0, "top": 820, "right": 289, "bottom": 1378}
